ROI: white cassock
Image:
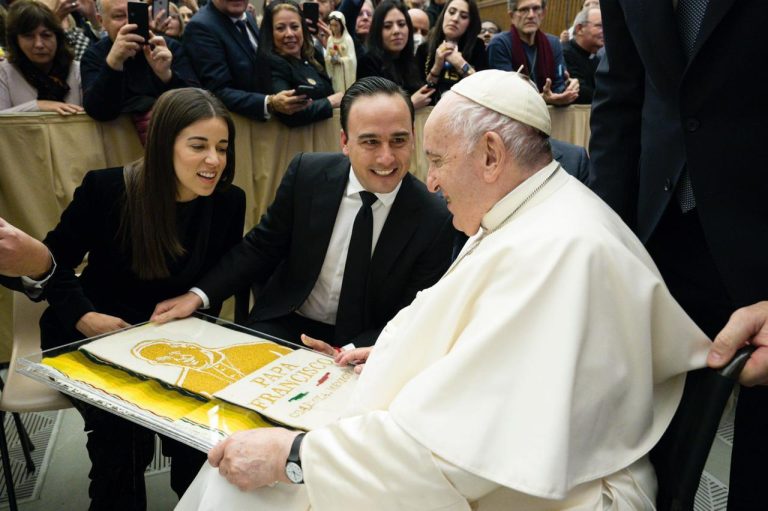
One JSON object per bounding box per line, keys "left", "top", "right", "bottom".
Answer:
{"left": 177, "top": 161, "right": 711, "bottom": 511}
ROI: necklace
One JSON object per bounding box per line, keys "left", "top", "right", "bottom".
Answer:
{"left": 443, "top": 164, "right": 561, "bottom": 277}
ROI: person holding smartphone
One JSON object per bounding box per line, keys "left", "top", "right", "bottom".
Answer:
{"left": 79, "top": 0, "right": 198, "bottom": 143}
{"left": 261, "top": 1, "right": 343, "bottom": 127}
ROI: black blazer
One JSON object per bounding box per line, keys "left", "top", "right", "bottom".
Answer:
{"left": 267, "top": 52, "right": 334, "bottom": 127}
{"left": 183, "top": 3, "right": 272, "bottom": 120}
{"left": 197, "top": 152, "right": 456, "bottom": 347}
{"left": 588, "top": 0, "right": 768, "bottom": 307}
{"left": 38, "top": 168, "right": 246, "bottom": 350}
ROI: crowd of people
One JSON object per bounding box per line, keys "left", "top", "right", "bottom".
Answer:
{"left": 1, "top": 0, "right": 767, "bottom": 510}
{"left": 0, "top": 0, "right": 606, "bottom": 121}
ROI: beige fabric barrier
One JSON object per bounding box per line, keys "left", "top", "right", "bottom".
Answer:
{"left": 0, "top": 105, "right": 590, "bottom": 360}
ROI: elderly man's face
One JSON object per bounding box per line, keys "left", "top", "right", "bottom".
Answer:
{"left": 101, "top": 0, "right": 129, "bottom": 42}
{"left": 341, "top": 93, "right": 413, "bottom": 194}
{"left": 510, "top": 0, "right": 544, "bottom": 39}
{"left": 212, "top": 0, "right": 249, "bottom": 18}
{"left": 576, "top": 9, "right": 603, "bottom": 53}
{"left": 356, "top": 0, "right": 373, "bottom": 36}
{"left": 424, "top": 95, "right": 486, "bottom": 235}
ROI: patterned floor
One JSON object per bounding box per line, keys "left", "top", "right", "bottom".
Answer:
{"left": 694, "top": 402, "right": 735, "bottom": 511}
{"left": 0, "top": 411, "right": 60, "bottom": 507}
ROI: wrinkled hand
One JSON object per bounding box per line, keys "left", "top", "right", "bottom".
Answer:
{"left": 53, "top": 0, "right": 79, "bottom": 22}
{"left": 708, "top": 302, "right": 768, "bottom": 386}
{"left": 271, "top": 90, "right": 310, "bottom": 115}
{"left": 37, "top": 100, "right": 84, "bottom": 115}
{"left": 541, "top": 76, "right": 579, "bottom": 105}
{"left": 106, "top": 23, "right": 145, "bottom": 71}
{"left": 0, "top": 218, "right": 51, "bottom": 278}
{"left": 143, "top": 33, "right": 173, "bottom": 83}
{"left": 559, "top": 29, "right": 569, "bottom": 44}
{"left": 150, "top": 291, "right": 202, "bottom": 324}
{"left": 336, "top": 347, "right": 372, "bottom": 374}
{"left": 209, "top": 428, "right": 299, "bottom": 490}
{"left": 76, "top": 311, "right": 130, "bottom": 338}
{"left": 411, "top": 85, "right": 435, "bottom": 109}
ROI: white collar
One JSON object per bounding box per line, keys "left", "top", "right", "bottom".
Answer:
{"left": 346, "top": 166, "right": 402, "bottom": 208}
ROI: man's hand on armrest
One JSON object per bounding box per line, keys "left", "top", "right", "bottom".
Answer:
{"left": 151, "top": 291, "right": 203, "bottom": 324}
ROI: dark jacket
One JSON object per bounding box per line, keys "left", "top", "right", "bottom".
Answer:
{"left": 39, "top": 168, "right": 245, "bottom": 350}
{"left": 268, "top": 51, "right": 334, "bottom": 127}
{"left": 80, "top": 35, "right": 198, "bottom": 121}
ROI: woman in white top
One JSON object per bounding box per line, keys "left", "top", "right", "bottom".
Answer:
{"left": 0, "top": 0, "right": 82, "bottom": 114}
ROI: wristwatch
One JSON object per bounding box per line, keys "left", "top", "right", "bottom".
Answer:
{"left": 285, "top": 433, "right": 306, "bottom": 484}
{"left": 461, "top": 62, "right": 472, "bottom": 76}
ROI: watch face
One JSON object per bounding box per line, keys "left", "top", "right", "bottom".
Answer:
{"left": 286, "top": 461, "right": 303, "bottom": 484}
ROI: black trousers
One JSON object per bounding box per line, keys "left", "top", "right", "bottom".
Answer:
{"left": 647, "top": 203, "right": 768, "bottom": 511}
{"left": 72, "top": 400, "right": 207, "bottom": 511}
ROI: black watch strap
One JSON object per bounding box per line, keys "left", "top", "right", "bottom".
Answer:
{"left": 288, "top": 432, "right": 306, "bottom": 464}
{"left": 285, "top": 432, "right": 306, "bottom": 484}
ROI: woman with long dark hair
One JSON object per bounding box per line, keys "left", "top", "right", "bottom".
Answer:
{"left": 260, "top": 0, "right": 343, "bottom": 127}
{"left": 357, "top": 0, "right": 433, "bottom": 108}
{"left": 0, "top": 0, "right": 82, "bottom": 114}
{"left": 38, "top": 87, "right": 246, "bottom": 509}
{"left": 416, "top": 0, "right": 486, "bottom": 103}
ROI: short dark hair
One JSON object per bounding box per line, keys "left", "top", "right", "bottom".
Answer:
{"left": 340, "top": 76, "right": 414, "bottom": 134}
{"left": 121, "top": 88, "right": 236, "bottom": 280}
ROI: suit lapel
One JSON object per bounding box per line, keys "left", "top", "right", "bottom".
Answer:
{"left": 369, "top": 174, "right": 420, "bottom": 285}
{"left": 633, "top": 0, "right": 686, "bottom": 83}
{"left": 211, "top": 4, "right": 258, "bottom": 64}
{"left": 687, "top": 0, "right": 736, "bottom": 65}
{"left": 246, "top": 12, "right": 260, "bottom": 42}
{"left": 308, "top": 158, "right": 348, "bottom": 249}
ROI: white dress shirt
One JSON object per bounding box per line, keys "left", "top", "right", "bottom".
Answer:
{"left": 297, "top": 167, "right": 401, "bottom": 324}
{"left": 191, "top": 167, "right": 402, "bottom": 321}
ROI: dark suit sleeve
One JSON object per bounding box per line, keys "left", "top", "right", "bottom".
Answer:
{"left": 197, "top": 154, "right": 304, "bottom": 304}
{"left": 42, "top": 171, "right": 108, "bottom": 330}
{"left": 356, "top": 53, "right": 380, "bottom": 80}
{"left": 587, "top": 0, "right": 644, "bottom": 229}
{"left": 183, "top": 20, "right": 268, "bottom": 120}
{"left": 550, "top": 37, "right": 567, "bottom": 93}
{"left": 352, "top": 206, "right": 456, "bottom": 348}
{"left": 270, "top": 57, "right": 333, "bottom": 128}
{"left": 81, "top": 43, "right": 125, "bottom": 121}
{"left": 166, "top": 38, "right": 200, "bottom": 88}
{"left": 0, "top": 276, "right": 24, "bottom": 293}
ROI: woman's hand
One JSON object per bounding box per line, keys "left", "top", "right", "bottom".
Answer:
{"left": 270, "top": 90, "right": 310, "bottom": 115}
{"left": 76, "top": 312, "right": 130, "bottom": 338}
{"left": 327, "top": 91, "right": 344, "bottom": 108}
{"left": 37, "top": 100, "right": 84, "bottom": 115}
{"left": 301, "top": 334, "right": 336, "bottom": 356}
{"left": 445, "top": 48, "right": 467, "bottom": 72}
{"left": 411, "top": 85, "right": 435, "bottom": 109}
{"left": 150, "top": 7, "right": 172, "bottom": 34}
{"left": 431, "top": 40, "right": 455, "bottom": 77}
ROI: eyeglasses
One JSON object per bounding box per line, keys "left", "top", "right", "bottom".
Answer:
{"left": 583, "top": 21, "right": 603, "bottom": 28}
{"left": 480, "top": 27, "right": 499, "bottom": 34}
{"left": 514, "top": 5, "right": 543, "bottom": 14}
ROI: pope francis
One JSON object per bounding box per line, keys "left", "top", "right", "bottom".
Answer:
{"left": 176, "top": 71, "right": 711, "bottom": 511}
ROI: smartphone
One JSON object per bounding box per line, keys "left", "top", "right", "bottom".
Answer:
{"left": 127, "top": 2, "right": 150, "bottom": 42}
{"left": 302, "top": 2, "right": 319, "bottom": 31}
{"left": 296, "top": 84, "right": 324, "bottom": 100}
{"left": 154, "top": 0, "right": 168, "bottom": 22}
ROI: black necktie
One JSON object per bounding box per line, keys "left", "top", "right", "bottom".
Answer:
{"left": 335, "top": 191, "right": 378, "bottom": 343}
{"left": 677, "top": 0, "right": 708, "bottom": 58}
{"left": 235, "top": 20, "right": 255, "bottom": 53}
{"left": 675, "top": 0, "right": 708, "bottom": 212}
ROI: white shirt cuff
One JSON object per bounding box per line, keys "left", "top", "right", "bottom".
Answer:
{"left": 263, "top": 96, "right": 271, "bottom": 120}
{"left": 20, "top": 251, "right": 56, "bottom": 299}
{"left": 189, "top": 287, "right": 210, "bottom": 309}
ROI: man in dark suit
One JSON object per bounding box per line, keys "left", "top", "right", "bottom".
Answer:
{"left": 588, "top": 1, "right": 767, "bottom": 508}
{"left": 183, "top": 0, "right": 307, "bottom": 119}
{"left": 153, "top": 77, "right": 455, "bottom": 349}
